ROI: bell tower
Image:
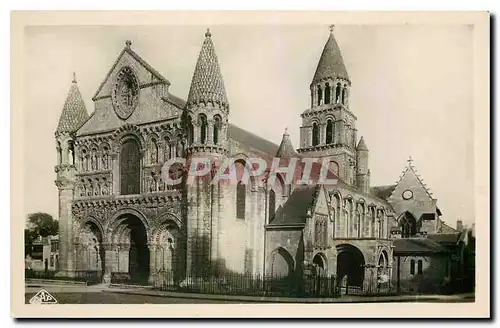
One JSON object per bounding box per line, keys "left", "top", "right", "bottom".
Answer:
{"left": 297, "top": 26, "right": 358, "bottom": 185}
{"left": 54, "top": 73, "right": 89, "bottom": 277}
{"left": 184, "top": 29, "right": 230, "bottom": 277}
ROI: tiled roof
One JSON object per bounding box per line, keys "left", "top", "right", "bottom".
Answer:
{"left": 228, "top": 124, "right": 279, "bottom": 157}
{"left": 268, "top": 185, "right": 318, "bottom": 226}
{"left": 186, "top": 30, "right": 229, "bottom": 110}
{"left": 393, "top": 238, "right": 450, "bottom": 255}
{"left": 356, "top": 136, "right": 368, "bottom": 151}
{"left": 312, "top": 31, "right": 349, "bottom": 83}
{"left": 56, "top": 78, "right": 89, "bottom": 134}
{"left": 370, "top": 184, "right": 397, "bottom": 200}
{"left": 276, "top": 129, "right": 298, "bottom": 158}
{"left": 427, "top": 233, "right": 460, "bottom": 245}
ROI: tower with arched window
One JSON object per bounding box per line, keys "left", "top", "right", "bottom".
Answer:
{"left": 184, "top": 29, "right": 230, "bottom": 276}
{"left": 297, "top": 26, "right": 358, "bottom": 185}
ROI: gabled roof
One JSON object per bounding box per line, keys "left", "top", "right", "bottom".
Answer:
{"left": 268, "top": 185, "right": 318, "bottom": 226}
{"left": 186, "top": 29, "right": 229, "bottom": 110}
{"left": 92, "top": 41, "right": 170, "bottom": 101}
{"left": 427, "top": 233, "right": 460, "bottom": 245}
{"left": 312, "top": 29, "right": 350, "bottom": 84}
{"left": 393, "top": 238, "right": 450, "bottom": 255}
{"left": 56, "top": 75, "right": 89, "bottom": 134}
{"left": 370, "top": 184, "right": 397, "bottom": 200}
{"left": 388, "top": 158, "right": 435, "bottom": 201}
{"left": 276, "top": 128, "right": 298, "bottom": 158}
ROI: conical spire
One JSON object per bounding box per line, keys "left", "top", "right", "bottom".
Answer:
{"left": 312, "top": 26, "right": 349, "bottom": 83}
{"left": 56, "top": 73, "right": 89, "bottom": 134}
{"left": 186, "top": 29, "right": 229, "bottom": 110}
{"left": 276, "top": 128, "right": 298, "bottom": 158}
{"left": 356, "top": 136, "right": 368, "bottom": 151}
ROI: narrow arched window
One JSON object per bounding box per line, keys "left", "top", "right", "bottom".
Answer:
{"left": 213, "top": 115, "right": 221, "bottom": 145}
{"left": 342, "top": 85, "right": 347, "bottom": 104}
{"left": 335, "top": 83, "right": 341, "bottom": 103}
{"left": 150, "top": 138, "right": 158, "bottom": 164}
{"left": 417, "top": 260, "right": 423, "bottom": 274}
{"left": 164, "top": 137, "right": 171, "bottom": 161}
{"left": 325, "top": 83, "right": 331, "bottom": 104}
{"left": 268, "top": 189, "right": 276, "bottom": 222}
{"left": 57, "top": 141, "right": 62, "bottom": 165}
{"left": 317, "top": 85, "right": 322, "bottom": 106}
{"left": 326, "top": 119, "right": 334, "bottom": 144}
{"left": 410, "top": 259, "right": 415, "bottom": 275}
{"left": 236, "top": 181, "right": 246, "bottom": 219}
{"left": 186, "top": 116, "right": 194, "bottom": 145}
{"left": 199, "top": 114, "right": 207, "bottom": 144}
{"left": 312, "top": 122, "right": 319, "bottom": 146}
{"left": 68, "top": 140, "right": 75, "bottom": 165}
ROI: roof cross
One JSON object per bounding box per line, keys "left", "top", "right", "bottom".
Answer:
{"left": 329, "top": 24, "right": 335, "bottom": 33}
{"left": 407, "top": 156, "right": 414, "bottom": 166}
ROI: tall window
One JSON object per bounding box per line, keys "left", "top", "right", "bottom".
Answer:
{"left": 317, "top": 85, "right": 322, "bottom": 106}
{"left": 199, "top": 114, "right": 207, "bottom": 144}
{"left": 268, "top": 189, "right": 276, "bottom": 222}
{"left": 324, "top": 83, "right": 331, "bottom": 104}
{"left": 341, "top": 86, "right": 346, "bottom": 104}
{"left": 410, "top": 259, "right": 415, "bottom": 275}
{"left": 312, "top": 123, "right": 319, "bottom": 146}
{"left": 164, "top": 137, "right": 171, "bottom": 161}
{"left": 186, "top": 116, "right": 194, "bottom": 145}
{"left": 401, "top": 212, "right": 417, "bottom": 238}
{"left": 326, "top": 119, "right": 334, "bottom": 144}
{"left": 213, "top": 115, "right": 221, "bottom": 145}
{"left": 236, "top": 181, "right": 246, "bottom": 219}
{"left": 417, "top": 260, "right": 423, "bottom": 274}
{"left": 335, "top": 83, "right": 341, "bottom": 103}
{"left": 120, "top": 138, "right": 141, "bottom": 195}
{"left": 150, "top": 138, "right": 158, "bottom": 164}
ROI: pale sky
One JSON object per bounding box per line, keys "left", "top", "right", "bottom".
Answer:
{"left": 23, "top": 24, "right": 474, "bottom": 227}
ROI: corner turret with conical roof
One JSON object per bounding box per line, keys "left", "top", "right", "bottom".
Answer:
{"left": 356, "top": 136, "right": 370, "bottom": 193}
{"left": 56, "top": 73, "right": 89, "bottom": 135}
{"left": 298, "top": 26, "right": 358, "bottom": 186}
{"left": 276, "top": 128, "right": 298, "bottom": 158}
{"left": 185, "top": 29, "right": 229, "bottom": 156}
{"left": 54, "top": 73, "right": 88, "bottom": 279}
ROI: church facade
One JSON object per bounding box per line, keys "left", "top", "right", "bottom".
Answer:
{"left": 54, "top": 28, "right": 454, "bottom": 290}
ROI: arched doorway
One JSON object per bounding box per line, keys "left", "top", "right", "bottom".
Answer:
{"left": 312, "top": 253, "right": 327, "bottom": 277}
{"left": 268, "top": 247, "right": 294, "bottom": 278}
{"left": 112, "top": 214, "right": 150, "bottom": 284}
{"left": 336, "top": 244, "right": 365, "bottom": 292}
{"left": 153, "top": 218, "right": 185, "bottom": 285}
{"left": 78, "top": 221, "right": 105, "bottom": 279}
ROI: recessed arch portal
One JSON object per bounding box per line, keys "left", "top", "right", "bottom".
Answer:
{"left": 109, "top": 213, "right": 150, "bottom": 284}
{"left": 336, "top": 244, "right": 365, "bottom": 287}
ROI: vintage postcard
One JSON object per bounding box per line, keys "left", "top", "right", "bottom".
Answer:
{"left": 11, "top": 11, "right": 490, "bottom": 318}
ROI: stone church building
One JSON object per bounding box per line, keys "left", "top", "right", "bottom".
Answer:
{"left": 54, "top": 28, "right": 455, "bottom": 290}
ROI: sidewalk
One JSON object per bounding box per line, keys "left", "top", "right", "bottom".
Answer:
{"left": 105, "top": 286, "right": 475, "bottom": 303}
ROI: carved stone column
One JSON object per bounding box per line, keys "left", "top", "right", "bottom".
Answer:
{"left": 102, "top": 243, "right": 117, "bottom": 284}
{"left": 148, "top": 243, "right": 157, "bottom": 285}
{"left": 111, "top": 153, "right": 119, "bottom": 196}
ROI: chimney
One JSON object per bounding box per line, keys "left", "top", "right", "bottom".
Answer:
{"left": 456, "top": 219, "right": 464, "bottom": 231}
